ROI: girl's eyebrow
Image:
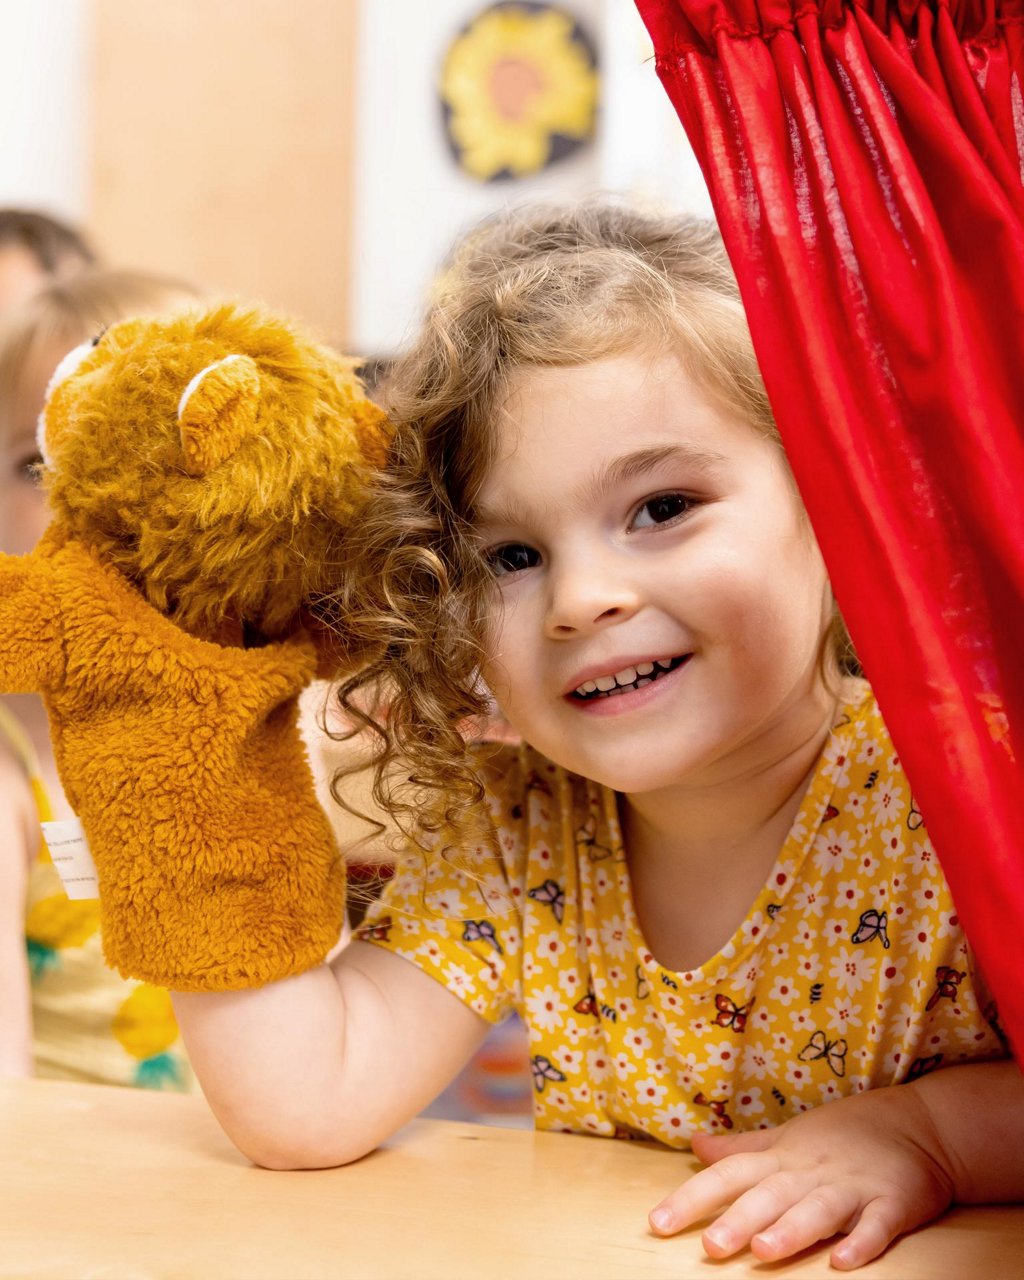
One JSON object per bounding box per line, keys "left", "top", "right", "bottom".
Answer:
{"left": 473, "top": 442, "right": 727, "bottom": 531}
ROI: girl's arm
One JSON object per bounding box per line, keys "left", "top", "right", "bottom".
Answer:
{"left": 649, "top": 1058, "right": 1024, "bottom": 1270}
{"left": 0, "top": 748, "right": 37, "bottom": 1077}
{"left": 172, "top": 940, "right": 490, "bottom": 1169}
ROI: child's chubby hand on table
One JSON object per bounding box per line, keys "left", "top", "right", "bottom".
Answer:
{"left": 648, "top": 1059, "right": 1024, "bottom": 1270}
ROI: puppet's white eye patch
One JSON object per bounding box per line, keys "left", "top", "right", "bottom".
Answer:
{"left": 36, "top": 339, "right": 95, "bottom": 468}
{"left": 177, "top": 354, "right": 245, "bottom": 420}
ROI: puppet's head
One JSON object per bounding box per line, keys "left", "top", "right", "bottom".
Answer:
{"left": 37, "top": 302, "right": 389, "bottom": 644}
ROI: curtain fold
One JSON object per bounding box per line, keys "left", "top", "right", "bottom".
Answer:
{"left": 636, "top": 0, "right": 1024, "bottom": 1058}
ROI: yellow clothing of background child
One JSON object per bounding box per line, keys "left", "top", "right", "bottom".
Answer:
{"left": 1, "top": 703, "right": 193, "bottom": 1089}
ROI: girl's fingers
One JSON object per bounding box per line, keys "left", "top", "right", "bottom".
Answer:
{"left": 749, "top": 1184, "right": 863, "bottom": 1262}
{"left": 692, "top": 1126, "right": 776, "bottom": 1164}
{"left": 648, "top": 1151, "right": 778, "bottom": 1237}
{"left": 829, "top": 1198, "right": 907, "bottom": 1271}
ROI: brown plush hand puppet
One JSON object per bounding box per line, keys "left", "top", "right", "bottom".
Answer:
{"left": 0, "top": 303, "right": 389, "bottom": 991}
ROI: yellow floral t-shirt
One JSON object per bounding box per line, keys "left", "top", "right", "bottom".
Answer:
{"left": 358, "top": 681, "right": 1005, "bottom": 1145}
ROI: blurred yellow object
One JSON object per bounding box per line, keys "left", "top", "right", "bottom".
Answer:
{"left": 24, "top": 893, "right": 100, "bottom": 951}
{"left": 441, "top": 5, "right": 598, "bottom": 181}
{"left": 111, "top": 985, "right": 180, "bottom": 1061}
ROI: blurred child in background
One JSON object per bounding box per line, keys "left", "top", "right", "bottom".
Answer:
{"left": 0, "top": 266, "right": 200, "bottom": 1087}
{"left": 0, "top": 209, "right": 95, "bottom": 314}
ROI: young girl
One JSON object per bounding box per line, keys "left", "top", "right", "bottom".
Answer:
{"left": 0, "top": 266, "right": 200, "bottom": 1086}
{"left": 167, "top": 203, "right": 1019, "bottom": 1268}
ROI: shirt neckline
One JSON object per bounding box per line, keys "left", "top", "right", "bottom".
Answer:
{"left": 605, "top": 685, "right": 868, "bottom": 989}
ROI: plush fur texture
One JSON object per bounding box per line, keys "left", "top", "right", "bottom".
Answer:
{"left": 0, "top": 303, "right": 388, "bottom": 989}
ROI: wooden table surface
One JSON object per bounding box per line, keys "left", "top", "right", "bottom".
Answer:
{"left": 3, "top": 1078, "right": 1022, "bottom": 1279}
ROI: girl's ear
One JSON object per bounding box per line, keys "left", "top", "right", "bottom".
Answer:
{"left": 177, "top": 354, "right": 260, "bottom": 475}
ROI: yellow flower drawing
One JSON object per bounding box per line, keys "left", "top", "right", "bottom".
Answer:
{"left": 441, "top": 4, "right": 599, "bottom": 181}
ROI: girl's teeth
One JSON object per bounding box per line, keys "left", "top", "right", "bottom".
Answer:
{"left": 595, "top": 674, "right": 617, "bottom": 692}
{"left": 579, "top": 680, "right": 597, "bottom": 694}
{"left": 656, "top": 658, "right": 674, "bottom": 669}
{"left": 615, "top": 666, "right": 637, "bottom": 687}
{"left": 636, "top": 662, "right": 654, "bottom": 676}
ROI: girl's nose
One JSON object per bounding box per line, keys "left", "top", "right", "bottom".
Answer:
{"left": 543, "top": 558, "right": 641, "bottom": 638}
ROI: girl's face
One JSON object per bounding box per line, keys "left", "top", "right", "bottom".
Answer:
{"left": 473, "top": 349, "right": 833, "bottom": 797}
{"left": 0, "top": 339, "right": 63, "bottom": 556}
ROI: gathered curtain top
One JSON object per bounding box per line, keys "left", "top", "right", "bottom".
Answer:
{"left": 643, "top": 0, "right": 1021, "bottom": 48}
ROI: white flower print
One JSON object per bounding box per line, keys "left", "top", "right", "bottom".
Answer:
{"left": 813, "top": 828, "right": 859, "bottom": 876}
{"left": 789, "top": 1007, "right": 815, "bottom": 1036}
{"left": 908, "top": 918, "right": 935, "bottom": 961}
{"left": 613, "top": 1052, "right": 638, "bottom": 1079}
{"left": 834, "top": 879, "right": 865, "bottom": 911}
{"left": 740, "top": 911, "right": 768, "bottom": 946}
{"left": 792, "top": 879, "right": 830, "bottom": 918}
{"left": 557, "top": 968, "right": 582, "bottom": 998}
{"left": 877, "top": 953, "right": 908, "bottom": 991}
{"left": 676, "top": 1052, "right": 704, "bottom": 1090}
{"left": 615, "top": 997, "right": 636, "bottom": 1021}
{"left": 911, "top": 882, "right": 941, "bottom": 913}
{"left": 825, "top": 998, "right": 864, "bottom": 1035}
{"left": 635, "top": 1076, "right": 669, "bottom": 1107}
{"left": 828, "top": 947, "right": 877, "bottom": 997}
{"left": 845, "top": 791, "right": 867, "bottom": 822}
{"left": 535, "top": 930, "right": 564, "bottom": 963}
{"left": 767, "top": 975, "right": 800, "bottom": 1007}
{"left": 557, "top": 1048, "right": 584, "bottom": 1074}
{"left": 424, "top": 890, "right": 467, "bottom": 916}
{"left": 821, "top": 917, "right": 850, "bottom": 946}
{"left": 823, "top": 747, "right": 852, "bottom": 788}
{"left": 741, "top": 1043, "right": 779, "bottom": 1081}
{"left": 598, "top": 916, "right": 628, "bottom": 959}
{"left": 689, "top": 1016, "right": 712, "bottom": 1039}
{"left": 870, "top": 782, "right": 906, "bottom": 826}
{"left": 561, "top": 1019, "right": 591, "bottom": 1047}
{"left": 524, "top": 984, "right": 567, "bottom": 1032}
{"left": 767, "top": 940, "right": 791, "bottom": 967}
{"left": 796, "top": 952, "right": 823, "bottom": 982}
{"left": 734, "top": 1086, "right": 766, "bottom": 1117}
{"left": 653, "top": 1102, "right": 696, "bottom": 1143}
{"left": 878, "top": 825, "right": 905, "bottom": 862}
{"left": 795, "top": 923, "right": 820, "bottom": 951}
{"left": 935, "top": 908, "right": 961, "bottom": 941}
{"left": 785, "top": 1060, "right": 813, "bottom": 1089}
{"left": 855, "top": 737, "right": 881, "bottom": 767}
{"left": 818, "top": 1079, "right": 843, "bottom": 1105}
{"left": 623, "top": 1027, "right": 653, "bottom": 1058}
{"left": 704, "top": 1040, "right": 741, "bottom": 1070}
{"left": 906, "top": 839, "right": 938, "bottom": 876}
{"left": 571, "top": 1082, "right": 593, "bottom": 1106}
{"left": 441, "top": 962, "right": 474, "bottom": 997}
{"left": 586, "top": 1050, "right": 612, "bottom": 1082}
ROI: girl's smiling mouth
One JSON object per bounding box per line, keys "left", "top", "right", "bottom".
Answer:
{"left": 567, "top": 653, "right": 691, "bottom": 704}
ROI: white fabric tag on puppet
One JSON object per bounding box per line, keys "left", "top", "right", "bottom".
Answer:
{"left": 41, "top": 818, "right": 100, "bottom": 901}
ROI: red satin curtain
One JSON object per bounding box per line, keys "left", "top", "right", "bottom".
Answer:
{"left": 635, "top": 0, "right": 1024, "bottom": 1058}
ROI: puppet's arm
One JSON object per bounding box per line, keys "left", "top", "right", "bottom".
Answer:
{"left": 40, "top": 540, "right": 346, "bottom": 992}
{"left": 0, "top": 552, "right": 63, "bottom": 694}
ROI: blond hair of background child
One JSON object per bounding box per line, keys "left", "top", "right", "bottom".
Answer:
{"left": 85, "top": 203, "right": 1024, "bottom": 1269}
{"left": 0, "top": 209, "right": 95, "bottom": 315}
{"left": 0, "top": 265, "right": 201, "bottom": 1086}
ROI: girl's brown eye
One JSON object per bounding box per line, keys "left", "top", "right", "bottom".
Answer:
{"left": 633, "top": 493, "right": 692, "bottom": 529}
{"left": 485, "top": 543, "right": 540, "bottom": 576}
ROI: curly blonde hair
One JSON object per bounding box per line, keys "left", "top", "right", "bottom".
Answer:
{"left": 328, "top": 200, "right": 856, "bottom": 855}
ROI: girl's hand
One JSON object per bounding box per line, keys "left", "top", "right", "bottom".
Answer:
{"left": 648, "top": 1085, "right": 954, "bottom": 1269}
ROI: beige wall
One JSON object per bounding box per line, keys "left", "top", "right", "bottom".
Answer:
{"left": 91, "top": 0, "right": 358, "bottom": 345}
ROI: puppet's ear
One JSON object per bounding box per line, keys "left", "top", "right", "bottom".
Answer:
{"left": 177, "top": 354, "right": 260, "bottom": 475}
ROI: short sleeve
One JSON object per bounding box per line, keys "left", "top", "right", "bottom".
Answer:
{"left": 354, "top": 743, "right": 532, "bottom": 1025}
